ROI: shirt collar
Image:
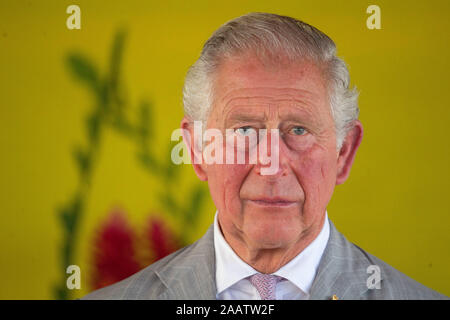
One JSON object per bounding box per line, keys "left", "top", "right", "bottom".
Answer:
{"left": 214, "top": 211, "right": 330, "bottom": 296}
{"left": 214, "top": 212, "right": 257, "bottom": 294}
{"left": 273, "top": 212, "right": 330, "bottom": 293}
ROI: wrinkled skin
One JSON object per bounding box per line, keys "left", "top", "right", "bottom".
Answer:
{"left": 182, "top": 53, "right": 363, "bottom": 273}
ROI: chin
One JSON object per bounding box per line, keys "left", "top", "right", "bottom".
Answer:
{"left": 246, "top": 221, "right": 303, "bottom": 249}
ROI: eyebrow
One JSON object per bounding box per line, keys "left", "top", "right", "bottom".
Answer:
{"left": 279, "top": 109, "right": 311, "bottom": 120}
{"left": 278, "top": 107, "right": 323, "bottom": 128}
{"left": 226, "top": 112, "right": 267, "bottom": 123}
{"left": 223, "top": 104, "right": 268, "bottom": 123}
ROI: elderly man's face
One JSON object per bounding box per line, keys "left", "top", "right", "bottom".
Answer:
{"left": 184, "top": 53, "right": 361, "bottom": 253}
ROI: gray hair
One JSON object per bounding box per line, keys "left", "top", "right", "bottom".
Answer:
{"left": 182, "top": 12, "right": 359, "bottom": 149}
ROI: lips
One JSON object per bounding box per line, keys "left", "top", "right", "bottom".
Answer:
{"left": 248, "top": 197, "right": 297, "bottom": 207}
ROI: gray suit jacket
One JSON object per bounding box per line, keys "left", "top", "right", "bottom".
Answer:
{"left": 83, "top": 220, "right": 447, "bottom": 300}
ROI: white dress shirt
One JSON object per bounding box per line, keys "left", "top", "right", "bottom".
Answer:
{"left": 214, "top": 211, "right": 330, "bottom": 300}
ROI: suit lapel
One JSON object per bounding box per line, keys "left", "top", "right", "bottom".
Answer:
{"left": 309, "top": 220, "right": 382, "bottom": 300}
{"left": 152, "top": 219, "right": 378, "bottom": 300}
{"left": 156, "top": 225, "right": 217, "bottom": 299}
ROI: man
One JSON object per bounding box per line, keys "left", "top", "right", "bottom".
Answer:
{"left": 84, "top": 12, "right": 447, "bottom": 300}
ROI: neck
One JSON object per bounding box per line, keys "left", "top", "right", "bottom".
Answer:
{"left": 219, "top": 216, "right": 325, "bottom": 274}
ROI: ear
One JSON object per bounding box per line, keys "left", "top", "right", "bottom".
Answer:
{"left": 180, "top": 117, "right": 208, "bottom": 181}
{"left": 336, "top": 120, "right": 363, "bottom": 185}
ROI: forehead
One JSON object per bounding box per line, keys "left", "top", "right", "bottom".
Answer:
{"left": 212, "top": 54, "right": 330, "bottom": 118}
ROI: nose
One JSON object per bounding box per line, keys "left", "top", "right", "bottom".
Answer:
{"left": 254, "top": 129, "right": 290, "bottom": 177}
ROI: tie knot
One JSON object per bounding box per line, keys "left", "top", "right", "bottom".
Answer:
{"left": 249, "top": 273, "right": 282, "bottom": 300}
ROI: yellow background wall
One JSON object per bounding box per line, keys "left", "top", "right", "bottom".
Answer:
{"left": 0, "top": 0, "right": 448, "bottom": 299}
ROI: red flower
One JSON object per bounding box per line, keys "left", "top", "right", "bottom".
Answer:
{"left": 91, "top": 210, "right": 141, "bottom": 290}
{"left": 147, "top": 217, "right": 180, "bottom": 261}
{"left": 90, "top": 210, "right": 181, "bottom": 291}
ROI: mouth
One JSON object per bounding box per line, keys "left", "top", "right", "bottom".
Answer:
{"left": 248, "top": 198, "right": 297, "bottom": 207}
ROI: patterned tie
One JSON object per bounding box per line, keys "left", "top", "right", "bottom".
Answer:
{"left": 249, "top": 273, "right": 282, "bottom": 300}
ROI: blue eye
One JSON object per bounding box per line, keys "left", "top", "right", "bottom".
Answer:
{"left": 291, "top": 126, "right": 306, "bottom": 135}
{"left": 235, "top": 126, "right": 255, "bottom": 136}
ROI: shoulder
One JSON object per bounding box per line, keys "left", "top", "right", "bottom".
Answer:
{"left": 82, "top": 245, "right": 189, "bottom": 300}
{"left": 82, "top": 225, "right": 215, "bottom": 300}
{"left": 344, "top": 237, "right": 447, "bottom": 300}
{"left": 317, "top": 221, "right": 448, "bottom": 300}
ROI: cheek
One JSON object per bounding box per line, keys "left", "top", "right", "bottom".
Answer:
{"left": 207, "top": 164, "right": 252, "bottom": 213}
{"left": 293, "top": 147, "right": 337, "bottom": 208}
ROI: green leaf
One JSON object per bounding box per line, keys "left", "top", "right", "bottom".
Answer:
{"left": 109, "top": 30, "right": 126, "bottom": 87}
{"left": 158, "top": 192, "right": 180, "bottom": 219}
{"left": 72, "top": 146, "right": 90, "bottom": 176}
{"left": 53, "top": 284, "right": 69, "bottom": 300}
{"left": 184, "top": 184, "right": 207, "bottom": 226}
{"left": 59, "top": 205, "right": 73, "bottom": 232}
{"left": 98, "top": 80, "right": 110, "bottom": 110}
{"left": 137, "top": 151, "right": 161, "bottom": 172}
{"left": 111, "top": 116, "right": 134, "bottom": 137}
{"left": 109, "top": 29, "right": 127, "bottom": 108}
{"left": 66, "top": 53, "right": 100, "bottom": 95}
{"left": 58, "top": 196, "right": 82, "bottom": 233}
{"left": 138, "top": 100, "right": 153, "bottom": 143}
{"left": 86, "top": 112, "right": 101, "bottom": 144}
{"left": 165, "top": 143, "right": 180, "bottom": 180}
